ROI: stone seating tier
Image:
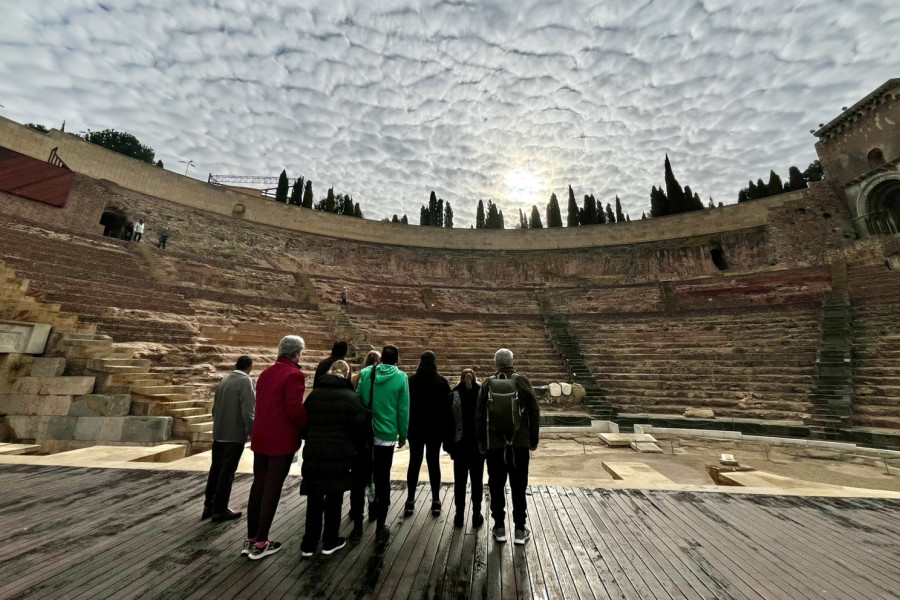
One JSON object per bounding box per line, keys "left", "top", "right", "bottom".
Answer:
{"left": 847, "top": 263, "right": 900, "bottom": 304}
{"left": 672, "top": 266, "right": 832, "bottom": 310}
{"left": 539, "top": 283, "right": 664, "bottom": 313}
{"left": 850, "top": 303, "right": 900, "bottom": 429}
{"left": 571, "top": 307, "right": 821, "bottom": 421}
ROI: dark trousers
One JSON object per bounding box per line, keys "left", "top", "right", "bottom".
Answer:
{"left": 203, "top": 441, "right": 245, "bottom": 512}
{"left": 133, "top": 232, "right": 142, "bottom": 242}
{"left": 406, "top": 437, "right": 442, "bottom": 502}
{"left": 453, "top": 448, "right": 485, "bottom": 513}
{"left": 486, "top": 447, "right": 530, "bottom": 528}
{"left": 372, "top": 445, "right": 395, "bottom": 527}
{"left": 246, "top": 453, "right": 293, "bottom": 542}
{"left": 302, "top": 490, "right": 344, "bottom": 551}
{"left": 349, "top": 450, "right": 372, "bottom": 522}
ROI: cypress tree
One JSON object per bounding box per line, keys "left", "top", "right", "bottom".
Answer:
{"left": 708, "top": 197, "right": 715, "bottom": 208}
{"left": 325, "top": 187, "right": 336, "bottom": 213}
{"left": 391, "top": 214, "right": 400, "bottom": 223}
{"left": 485, "top": 200, "right": 502, "bottom": 229}
{"left": 605, "top": 203, "right": 615, "bottom": 223}
{"left": 664, "top": 155, "right": 686, "bottom": 214}
{"left": 580, "top": 194, "right": 599, "bottom": 225}
{"left": 747, "top": 180, "right": 761, "bottom": 200}
{"left": 419, "top": 206, "right": 429, "bottom": 226}
{"left": 289, "top": 176, "right": 304, "bottom": 206}
{"left": 444, "top": 202, "right": 453, "bottom": 228}
{"left": 650, "top": 185, "right": 668, "bottom": 217}
{"left": 529, "top": 205, "right": 543, "bottom": 229}
{"left": 641, "top": 212, "right": 647, "bottom": 219}
{"left": 353, "top": 203, "right": 362, "bottom": 218}
{"left": 614, "top": 195, "right": 625, "bottom": 222}
{"left": 566, "top": 186, "right": 580, "bottom": 227}
{"left": 756, "top": 178, "right": 767, "bottom": 198}
{"left": 436, "top": 199, "right": 444, "bottom": 227}
{"left": 275, "top": 170, "right": 289, "bottom": 204}
{"left": 767, "top": 170, "right": 783, "bottom": 196}
{"left": 546, "top": 193, "right": 563, "bottom": 228}
{"left": 428, "top": 192, "right": 439, "bottom": 227}
{"left": 626, "top": 214, "right": 631, "bottom": 222}
{"left": 499, "top": 209, "right": 505, "bottom": 229}
{"left": 787, "top": 166, "right": 806, "bottom": 191}
{"left": 476, "top": 200, "right": 485, "bottom": 229}
{"left": 401, "top": 214, "right": 408, "bottom": 225}
{"left": 690, "top": 191, "right": 704, "bottom": 211}
{"left": 519, "top": 208, "right": 527, "bottom": 229}
{"left": 302, "top": 180, "right": 314, "bottom": 208}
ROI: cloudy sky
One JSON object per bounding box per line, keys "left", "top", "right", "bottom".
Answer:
{"left": 1, "top": 1, "right": 898, "bottom": 226}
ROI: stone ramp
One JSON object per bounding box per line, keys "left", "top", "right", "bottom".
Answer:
{"left": 719, "top": 469, "right": 900, "bottom": 498}
{"left": 602, "top": 461, "right": 674, "bottom": 485}
{"left": 0, "top": 444, "right": 186, "bottom": 465}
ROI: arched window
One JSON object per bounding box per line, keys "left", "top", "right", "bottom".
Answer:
{"left": 867, "top": 148, "right": 886, "bottom": 169}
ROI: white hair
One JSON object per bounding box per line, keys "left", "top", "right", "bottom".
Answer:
{"left": 494, "top": 348, "right": 514, "bottom": 368}
{"left": 278, "top": 335, "right": 306, "bottom": 358}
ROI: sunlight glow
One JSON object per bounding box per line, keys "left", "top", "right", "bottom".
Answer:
{"left": 505, "top": 169, "right": 543, "bottom": 209}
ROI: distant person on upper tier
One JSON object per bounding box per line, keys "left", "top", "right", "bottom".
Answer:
{"left": 405, "top": 351, "right": 452, "bottom": 517}
{"left": 124, "top": 221, "right": 134, "bottom": 241}
{"left": 476, "top": 348, "right": 540, "bottom": 546}
{"left": 348, "top": 349, "right": 379, "bottom": 538}
{"left": 203, "top": 355, "right": 255, "bottom": 523}
{"left": 245, "top": 335, "right": 308, "bottom": 561}
{"left": 445, "top": 368, "right": 485, "bottom": 528}
{"left": 340, "top": 287, "right": 348, "bottom": 306}
{"left": 314, "top": 341, "right": 349, "bottom": 388}
{"left": 158, "top": 229, "right": 169, "bottom": 249}
{"left": 133, "top": 219, "right": 145, "bottom": 242}
{"left": 299, "top": 360, "right": 366, "bottom": 557}
{"left": 356, "top": 344, "right": 409, "bottom": 542}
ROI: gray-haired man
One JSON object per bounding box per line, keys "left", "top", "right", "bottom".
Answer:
{"left": 476, "top": 348, "right": 540, "bottom": 545}
{"left": 203, "top": 355, "right": 255, "bottom": 522}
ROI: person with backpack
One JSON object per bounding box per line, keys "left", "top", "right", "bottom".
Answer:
{"left": 445, "top": 368, "right": 485, "bottom": 528}
{"left": 475, "top": 348, "right": 540, "bottom": 546}
{"left": 348, "top": 349, "right": 380, "bottom": 541}
{"left": 356, "top": 345, "right": 409, "bottom": 542}
{"left": 405, "top": 351, "right": 452, "bottom": 516}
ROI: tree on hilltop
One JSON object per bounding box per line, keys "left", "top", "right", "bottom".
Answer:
{"left": 324, "top": 187, "right": 336, "bottom": 213}
{"left": 290, "top": 176, "right": 304, "bottom": 206}
{"left": 155, "top": 160, "right": 164, "bottom": 168}
{"left": 485, "top": 200, "right": 504, "bottom": 229}
{"left": 476, "top": 200, "right": 485, "bottom": 229}
{"left": 82, "top": 129, "right": 156, "bottom": 164}
{"left": 605, "top": 203, "right": 615, "bottom": 223}
{"left": 519, "top": 208, "right": 527, "bottom": 229}
{"left": 566, "top": 186, "right": 580, "bottom": 227}
{"left": 26, "top": 123, "right": 49, "bottom": 133}
{"left": 444, "top": 201, "right": 454, "bottom": 228}
{"left": 546, "top": 193, "right": 563, "bottom": 228}
{"left": 275, "top": 170, "right": 289, "bottom": 204}
{"left": 664, "top": 155, "right": 686, "bottom": 213}
{"left": 392, "top": 215, "right": 400, "bottom": 223}
{"left": 436, "top": 199, "right": 445, "bottom": 227}
{"left": 650, "top": 185, "right": 668, "bottom": 217}
{"left": 766, "top": 170, "right": 783, "bottom": 196}
{"left": 615, "top": 195, "right": 625, "bottom": 223}
{"left": 787, "top": 166, "right": 806, "bottom": 191}
{"left": 302, "top": 180, "right": 314, "bottom": 208}
{"left": 579, "top": 194, "right": 599, "bottom": 225}
{"left": 529, "top": 205, "right": 543, "bottom": 229}
{"left": 401, "top": 214, "right": 408, "bottom": 225}
{"left": 804, "top": 160, "right": 823, "bottom": 183}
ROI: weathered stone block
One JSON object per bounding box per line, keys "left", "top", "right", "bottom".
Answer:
{"left": 31, "top": 357, "right": 66, "bottom": 378}
{"left": 12, "top": 376, "right": 95, "bottom": 396}
{"left": 0, "top": 394, "right": 73, "bottom": 416}
{"left": 122, "top": 416, "right": 173, "bottom": 443}
{"left": 0, "top": 320, "right": 51, "bottom": 354}
{"left": 6, "top": 415, "right": 78, "bottom": 440}
{"left": 683, "top": 407, "right": 716, "bottom": 419}
{"left": 68, "top": 394, "right": 131, "bottom": 417}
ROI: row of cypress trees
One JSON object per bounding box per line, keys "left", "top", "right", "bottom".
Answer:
{"left": 273, "top": 170, "right": 363, "bottom": 218}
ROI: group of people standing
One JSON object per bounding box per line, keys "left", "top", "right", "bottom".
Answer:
{"left": 203, "top": 335, "right": 541, "bottom": 563}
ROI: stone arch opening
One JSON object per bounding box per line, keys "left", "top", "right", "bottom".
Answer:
{"left": 867, "top": 148, "right": 886, "bottom": 169}
{"left": 864, "top": 179, "right": 900, "bottom": 235}
{"left": 99, "top": 206, "right": 128, "bottom": 238}
{"left": 710, "top": 246, "right": 729, "bottom": 271}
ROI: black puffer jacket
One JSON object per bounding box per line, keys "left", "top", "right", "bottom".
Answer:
{"left": 407, "top": 353, "right": 452, "bottom": 444}
{"left": 446, "top": 380, "right": 481, "bottom": 459}
{"left": 299, "top": 374, "right": 366, "bottom": 496}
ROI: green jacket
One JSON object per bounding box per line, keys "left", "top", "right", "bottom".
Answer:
{"left": 357, "top": 364, "right": 410, "bottom": 444}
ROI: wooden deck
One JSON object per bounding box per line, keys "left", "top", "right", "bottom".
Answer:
{"left": 2, "top": 465, "right": 899, "bottom": 599}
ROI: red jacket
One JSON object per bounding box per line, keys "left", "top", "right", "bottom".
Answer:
{"left": 250, "top": 357, "right": 308, "bottom": 456}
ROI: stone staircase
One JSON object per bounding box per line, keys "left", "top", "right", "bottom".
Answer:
{"left": 659, "top": 280, "right": 680, "bottom": 312}
{"left": 0, "top": 261, "right": 97, "bottom": 336}
{"left": 542, "top": 314, "right": 615, "bottom": 419}
{"left": 132, "top": 241, "right": 180, "bottom": 286}
{"left": 805, "top": 300, "right": 854, "bottom": 439}
{"left": 320, "top": 304, "right": 373, "bottom": 361}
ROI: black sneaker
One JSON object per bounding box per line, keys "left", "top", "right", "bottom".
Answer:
{"left": 201, "top": 506, "right": 212, "bottom": 520}
{"left": 322, "top": 538, "right": 346, "bottom": 555}
{"left": 349, "top": 523, "right": 363, "bottom": 544}
{"left": 472, "top": 511, "right": 484, "bottom": 528}
{"left": 248, "top": 541, "right": 282, "bottom": 561}
{"left": 430, "top": 500, "right": 441, "bottom": 516}
{"left": 404, "top": 501, "right": 415, "bottom": 516}
{"left": 514, "top": 526, "right": 531, "bottom": 545}
{"left": 454, "top": 511, "right": 464, "bottom": 527}
{"left": 492, "top": 525, "right": 507, "bottom": 543}
{"left": 241, "top": 541, "right": 253, "bottom": 556}
{"left": 300, "top": 548, "right": 315, "bottom": 558}
{"left": 375, "top": 526, "right": 390, "bottom": 544}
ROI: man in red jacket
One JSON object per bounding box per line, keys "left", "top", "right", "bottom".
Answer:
{"left": 245, "top": 335, "right": 309, "bottom": 561}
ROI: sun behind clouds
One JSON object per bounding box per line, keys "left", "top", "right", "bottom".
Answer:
{"left": 505, "top": 168, "right": 544, "bottom": 211}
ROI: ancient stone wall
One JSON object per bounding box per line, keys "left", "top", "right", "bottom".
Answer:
{"left": 814, "top": 82, "right": 900, "bottom": 188}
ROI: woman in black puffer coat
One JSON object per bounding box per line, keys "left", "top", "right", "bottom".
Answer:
{"left": 300, "top": 361, "right": 366, "bottom": 556}
{"left": 405, "top": 351, "right": 452, "bottom": 516}
{"left": 446, "top": 368, "right": 485, "bottom": 528}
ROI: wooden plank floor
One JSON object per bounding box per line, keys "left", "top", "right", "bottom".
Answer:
{"left": 1, "top": 465, "right": 899, "bottom": 599}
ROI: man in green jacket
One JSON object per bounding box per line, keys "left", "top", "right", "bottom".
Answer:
{"left": 356, "top": 344, "right": 409, "bottom": 540}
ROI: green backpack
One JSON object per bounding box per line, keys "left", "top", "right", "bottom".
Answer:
{"left": 486, "top": 372, "right": 523, "bottom": 449}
